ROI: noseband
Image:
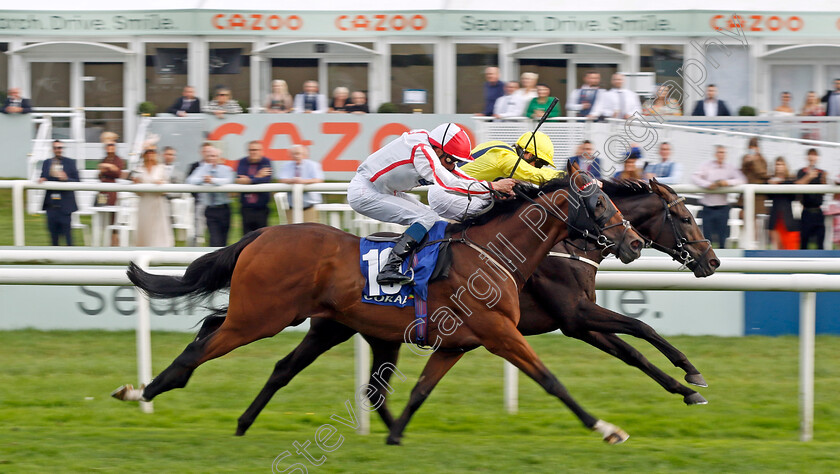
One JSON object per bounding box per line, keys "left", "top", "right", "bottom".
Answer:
{"left": 646, "top": 195, "right": 712, "bottom": 270}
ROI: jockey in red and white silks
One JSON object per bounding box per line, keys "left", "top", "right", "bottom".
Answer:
{"left": 349, "top": 122, "right": 516, "bottom": 285}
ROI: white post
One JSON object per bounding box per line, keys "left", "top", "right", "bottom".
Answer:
{"left": 135, "top": 254, "right": 154, "bottom": 414}
{"left": 292, "top": 183, "right": 304, "bottom": 224}
{"left": 354, "top": 333, "right": 370, "bottom": 435}
{"left": 12, "top": 180, "right": 25, "bottom": 246}
{"left": 799, "top": 292, "right": 816, "bottom": 441}
{"left": 742, "top": 184, "right": 756, "bottom": 250}
{"left": 504, "top": 361, "right": 518, "bottom": 414}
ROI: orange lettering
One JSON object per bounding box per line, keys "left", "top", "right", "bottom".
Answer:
{"left": 372, "top": 123, "right": 410, "bottom": 151}
{"left": 261, "top": 123, "right": 311, "bottom": 161}
{"left": 411, "top": 15, "right": 427, "bottom": 31}
{"left": 287, "top": 15, "right": 302, "bottom": 30}
{"left": 789, "top": 16, "right": 803, "bottom": 31}
{"left": 391, "top": 15, "right": 405, "bottom": 31}
{"left": 766, "top": 15, "right": 782, "bottom": 31}
{"left": 353, "top": 15, "right": 369, "bottom": 30}
{"left": 335, "top": 15, "right": 348, "bottom": 31}
{"left": 212, "top": 14, "right": 225, "bottom": 29}
{"left": 267, "top": 14, "right": 282, "bottom": 30}
{"left": 208, "top": 122, "right": 246, "bottom": 141}
{"left": 710, "top": 14, "right": 723, "bottom": 30}
{"left": 374, "top": 14, "right": 387, "bottom": 31}
{"left": 229, "top": 14, "right": 246, "bottom": 29}
{"left": 749, "top": 15, "right": 762, "bottom": 31}
{"left": 321, "top": 122, "right": 361, "bottom": 172}
{"left": 249, "top": 14, "right": 263, "bottom": 30}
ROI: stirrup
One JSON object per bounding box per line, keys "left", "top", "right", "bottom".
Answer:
{"left": 377, "top": 267, "right": 415, "bottom": 285}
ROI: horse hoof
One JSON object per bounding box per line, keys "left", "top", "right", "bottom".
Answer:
{"left": 110, "top": 384, "right": 147, "bottom": 402}
{"left": 684, "top": 392, "right": 708, "bottom": 405}
{"left": 593, "top": 420, "right": 629, "bottom": 445}
{"left": 385, "top": 436, "right": 401, "bottom": 446}
{"left": 685, "top": 373, "right": 708, "bottom": 388}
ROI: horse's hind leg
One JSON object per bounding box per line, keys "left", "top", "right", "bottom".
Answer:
{"left": 236, "top": 319, "right": 357, "bottom": 436}
{"left": 386, "top": 350, "right": 464, "bottom": 445}
{"left": 364, "top": 337, "right": 402, "bottom": 430}
{"left": 577, "top": 301, "right": 706, "bottom": 387}
{"left": 485, "top": 326, "right": 628, "bottom": 444}
{"left": 579, "top": 331, "right": 707, "bottom": 405}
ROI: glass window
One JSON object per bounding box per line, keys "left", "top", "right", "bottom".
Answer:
{"left": 704, "top": 45, "right": 750, "bottom": 114}
{"left": 271, "top": 58, "right": 318, "bottom": 97}
{"left": 0, "top": 43, "right": 7, "bottom": 97}
{"left": 456, "top": 44, "right": 499, "bottom": 114}
{"left": 145, "top": 42, "right": 189, "bottom": 115}
{"left": 640, "top": 44, "right": 684, "bottom": 93}
{"left": 84, "top": 62, "right": 124, "bottom": 139}
{"left": 208, "top": 42, "right": 251, "bottom": 109}
{"left": 391, "top": 44, "right": 435, "bottom": 113}
{"left": 31, "top": 62, "right": 71, "bottom": 108}
{"left": 327, "top": 63, "right": 369, "bottom": 97}
{"left": 770, "top": 65, "right": 814, "bottom": 114}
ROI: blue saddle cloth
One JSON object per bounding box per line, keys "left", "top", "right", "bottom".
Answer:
{"left": 359, "top": 221, "right": 447, "bottom": 308}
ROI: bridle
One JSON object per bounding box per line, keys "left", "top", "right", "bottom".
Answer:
{"left": 645, "top": 195, "right": 712, "bottom": 270}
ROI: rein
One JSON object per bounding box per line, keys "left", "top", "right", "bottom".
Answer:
{"left": 644, "top": 195, "right": 712, "bottom": 270}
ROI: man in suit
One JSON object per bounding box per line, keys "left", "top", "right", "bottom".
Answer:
{"left": 821, "top": 78, "right": 840, "bottom": 116}
{"left": 166, "top": 86, "right": 201, "bottom": 116}
{"left": 3, "top": 88, "right": 32, "bottom": 114}
{"left": 691, "top": 84, "right": 731, "bottom": 117}
{"left": 567, "top": 71, "right": 603, "bottom": 117}
{"left": 293, "top": 80, "right": 328, "bottom": 113}
{"left": 39, "top": 140, "right": 79, "bottom": 246}
{"left": 588, "top": 73, "right": 641, "bottom": 120}
{"left": 235, "top": 141, "right": 273, "bottom": 233}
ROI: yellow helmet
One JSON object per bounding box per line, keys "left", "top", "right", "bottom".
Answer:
{"left": 516, "top": 132, "right": 554, "bottom": 167}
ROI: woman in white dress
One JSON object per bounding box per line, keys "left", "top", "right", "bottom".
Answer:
{"left": 132, "top": 149, "right": 175, "bottom": 247}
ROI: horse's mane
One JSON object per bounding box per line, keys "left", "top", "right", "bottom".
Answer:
{"left": 599, "top": 179, "right": 652, "bottom": 197}
{"left": 449, "top": 176, "right": 573, "bottom": 232}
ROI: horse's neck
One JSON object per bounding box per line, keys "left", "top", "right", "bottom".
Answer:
{"left": 615, "top": 193, "right": 660, "bottom": 240}
{"left": 550, "top": 240, "right": 605, "bottom": 263}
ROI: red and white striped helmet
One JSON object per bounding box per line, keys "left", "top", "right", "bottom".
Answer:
{"left": 428, "top": 123, "right": 473, "bottom": 162}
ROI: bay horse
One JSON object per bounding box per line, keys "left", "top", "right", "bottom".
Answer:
{"left": 114, "top": 177, "right": 645, "bottom": 444}
{"left": 232, "top": 178, "right": 719, "bottom": 438}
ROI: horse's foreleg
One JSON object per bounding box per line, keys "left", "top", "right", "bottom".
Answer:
{"left": 386, "top": 350, "right": 464, "bottom": 445}
{"left": 579, "top": 331, "right": 707, "bottom": 405}
{"left": 577, "top": 301, "right": 706, "bottom": 387}
{"left": 363, "top": 337, "right": 402, "bottom": 430}
{"left": 236, "top": 320, "right": 357, "bottom": 436}
{"left": 486, "top": 328, "right": 628, "bottom": 444}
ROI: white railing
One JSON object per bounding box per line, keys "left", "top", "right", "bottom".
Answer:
{"left": 4, "top": 180, "right": 840, "bottom": 250}
{"left": 0, "top": 249, "right": 837, "bottom": 440}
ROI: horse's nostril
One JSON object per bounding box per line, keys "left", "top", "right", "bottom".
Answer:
{"left": 630, "top": 239, "right": 642, "bottom": 251}
{"left": 709, "top": 258, "right": 720, "bottom": 268}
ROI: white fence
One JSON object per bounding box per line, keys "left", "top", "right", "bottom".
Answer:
{"left": 1, "top": 248, "right": 838, "bottom": 441}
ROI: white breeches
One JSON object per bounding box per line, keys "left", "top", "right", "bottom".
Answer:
{"left": 348, "top": 175, "right": 438, "bottom": 231}
{"left": 427, "top": 185, "right": 492, "bottom": 221}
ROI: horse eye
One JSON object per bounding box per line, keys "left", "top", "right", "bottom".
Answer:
{"left": 681, "top": 217, "right": 691, "bottom": 223}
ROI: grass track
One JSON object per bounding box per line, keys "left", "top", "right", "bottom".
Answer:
{"left": 2, "top": 330, "right": 840, "bottom": 472}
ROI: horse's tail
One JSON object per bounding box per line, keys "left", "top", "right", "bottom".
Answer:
{"left": 127, "top": 230, "right": 263, "bottom": 300}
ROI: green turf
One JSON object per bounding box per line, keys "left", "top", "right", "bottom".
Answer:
{"left": 2, "top": 331, "right": 840, "bottom": 472}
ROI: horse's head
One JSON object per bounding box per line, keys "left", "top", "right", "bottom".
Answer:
{"left": 637, "top": 178, "right": 719, "bottom": 277}
{"left": 562, "top": 172, "right": 643, "bottom": 264}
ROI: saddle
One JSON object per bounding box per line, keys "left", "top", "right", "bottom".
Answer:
{"left": 366, "top": 230, "right": 453, "bottom": 282}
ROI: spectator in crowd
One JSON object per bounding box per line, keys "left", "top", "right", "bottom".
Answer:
{"left": 265, "top": 79, "right": 293, "bottom": 113}
{"left": 481, "top": 66, "right": 505, "bottom": 117}
{"left": 186, "top": 146, "right": 235, "bottom": 247}
{"left": 691, "top": 145, "right": 746, "bottom": 248}
{"left": 767, "top": 157, "right": 800, "bottom": 250}
{"left": 774, "top": 91, "right": 794, "bottom": 114}
{"left": 644, "top": 84, "right": 682, "bottom": 117}
{"left": 801, "top": 91, "right": 826, "bottom": 116}
{"left": 96, "top": 136, "right": 127, "bottom": 244}
{"left": 567, "top": 71, "right": 602, "bottom": 117}
{"left": 186, "top": 142, "right": 218, "bottom": 246}
{"left": 691, "top": 84, "right": 731, "bottom": 117}
{"left": 39, "top": 140, "right": 79, "bottom": 246}
{"left": 821, "top": 78, "right": 840, "bottom": 116}
{"left": 161, "top": 146, "right": 183, "bottom": 183}
{"left": 589, "top": 73, "right": 642, "bottom": 120}
{"left": 328, "top": 87, "right": 351, "bottom": 113}
{"left": 739, "top": 137, "right": 769, "bottom": 217}
{"left": 235, "top": 141, "right": 273, "bottom": 233}
{"left": 294, "top": 80, "right": 328, "bottom": 113}
{"left": 345, "top": 91, "right": 370, "bottom": 114}
{"left": 492, "top": 81, "right": 524, "bottom": 120}
{"left": 278, "top": 144, "right": 324, "bottom": 223}
{"left": 795, "top": 148, "right": 827, "bottom": 249}
{"left": 166, "top": 85, "right": 201, "bottom": 116}
{"left": 567, "top": 140, "right": 604, "bottom": 179}
{"left": 3, "top": 87, "right": 32, "bottom": 114}
{"left": 513, "top": 72, "right": 539, "bottom": 114}
{"left": 132, "top": 148, "right": 174, "bottom": 247}
{"left": 613, "top": 147, "right": 642, "bottom": 180}
{"left": 644, "top": 142, "right": 682, "bottom": 184}
{"left": 203, "top": 87, "right": 243, "bottom": 118}
{"left": 524, "top": 83, "right": 561, "bottom": 119}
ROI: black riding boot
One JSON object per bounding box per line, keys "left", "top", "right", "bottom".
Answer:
{"left": 376, "top": 233, "right": 420, "bottom": 285}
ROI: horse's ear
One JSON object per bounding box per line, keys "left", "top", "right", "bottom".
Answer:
{"left": 567, "top": 158, "right": 580, "bottom": 175}
{"left": 649, "top": 177, "right": 660, "bottom": 190}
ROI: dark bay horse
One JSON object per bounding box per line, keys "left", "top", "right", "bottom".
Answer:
{"left": 233, "top": 178, "right": 719, "bottom": 438}
{"left": 114, "top": 177, "right": 644, "bottom": 444}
